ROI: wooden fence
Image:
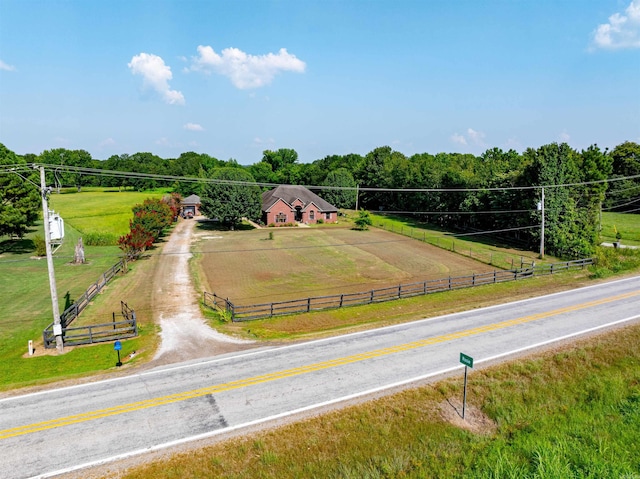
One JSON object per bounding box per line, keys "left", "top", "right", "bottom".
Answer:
{"left": 203, "top": 258, "right": 594, "bottom": 322}
{"left": 43, "top": 259, "right": 128, "bottom": 348}
{"left": 58, "top": 259, "right": 125, "bottom": 328}
{"left": 44, "top": 301, "right": 137, "bottom": 348}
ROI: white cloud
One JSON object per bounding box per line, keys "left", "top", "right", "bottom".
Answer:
{"left": 184, "top": 122, "right": 204, "bottom": 131}
{"left": 189, "top": 45, "right": 306, "bottom": 89}
{"left": 450, "top": 133, "right": 467, "bottom": 145}
{"left": 467, "top": 128, "right": 486, "bottom": 145}
{"left": 559, "top": 131, "right": 571, "bottom": 142}
{"left": 451, "top": 128, "right": 487, "bottom": 147}
{"left": 592, "top": 0, "right": 640, "bottom": 49}
{"left": 128, "top": 53, "right": 185, "bottom": 105}
{"left": 99, "top": 138, "right": 116, "bottom": 148}
{"left": 253, "top": 137, "right": 276, "bottom": 146}
{"left": 0, "top": 60, "right": 16, "bottom": 71}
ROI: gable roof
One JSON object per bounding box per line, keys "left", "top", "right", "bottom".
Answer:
{"left": 262, "top": 185, "right": 337, "bottom": 212}
{"left": 182, "top": 194, "right": 201, "bottom": 205}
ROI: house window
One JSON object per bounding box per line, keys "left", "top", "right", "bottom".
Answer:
{"left": 325, "top": 212, "right": 331, "bottom": 220}
{"left": 309, "top": 210, "right": 315, "bottom": 220}
{"left": 276, "top": 213, "right": 287, "bottom": 223}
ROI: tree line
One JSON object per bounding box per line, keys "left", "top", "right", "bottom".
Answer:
{"left": 1, "top": 141, "right": 639, "bottom": 259}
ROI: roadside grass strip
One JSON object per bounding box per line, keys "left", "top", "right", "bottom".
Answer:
{"left": 2, "top": 289, "right": 638, "bottom": 441}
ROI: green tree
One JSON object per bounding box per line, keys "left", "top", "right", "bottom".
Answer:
{"left": 131, "top": 198, "right": 174, "bottom": 241}
{"left": 321, "top": 168, "right": 357, "bottom": 209}
{"left": 606, "top": 141, "right": 640, "bottom": 211}
{"left": 39, "top": 148, "right": 93, "bottom": 192}
{"left": 200, "top": 168, "right": 262, "bottom": 229}
{"left": 260, "top": 149, "right": 300, "bottom": 184}
{"left": 353, "top": 209, "right": 372, "bottom": 231}
{"left": 0, "top": 143, "right": 41, "bottom": 238}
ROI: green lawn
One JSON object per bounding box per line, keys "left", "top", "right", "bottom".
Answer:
{"left": 0, "top": 188, "right": 166, "bottom": 390}
{"left": 49, "top": 187, "right": 167, "bottom": 237}
{"left": 601, "top": 211, "right": 640, "bottom": 246}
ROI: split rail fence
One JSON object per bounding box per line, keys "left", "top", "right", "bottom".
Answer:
{"left": 42, "top": 259, "right": 137, "bottom": 348}
{"left": 203, "top": 258, "right": 594, "bottom": 322}
{"left": 44, "top": 301, "right": 137, "bottom": 348}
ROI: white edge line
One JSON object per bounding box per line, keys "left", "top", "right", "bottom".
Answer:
{"left": 33, "top": 313, "right": 640, "bottom": 479}
{"left": 6, "top": 274, "right": 640, "bottom": 403}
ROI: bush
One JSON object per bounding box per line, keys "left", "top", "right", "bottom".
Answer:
{"left": 83, "top": 232, "right": 118, "bottom": 246}
{"left": 590, "top": 246, "right": 640, "bottom": 277}
{"left": 118, "top": 222, "right": 155, "bottom": 260}
{"left": 353, "top": 209, "right": 372, "bottom": 231}
{"left": 33, "top": 235, "right": 47, "bottom": 256}
{"left": 316, "top": 218, "right": 324, "bottom": 224}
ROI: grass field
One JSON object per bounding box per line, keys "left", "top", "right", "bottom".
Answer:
{"left": 0, "top": 188, "right": 165, "bottom": 390}
{"left": 601, "top": 211, "right": 640, "bottom": 246}
{"left": 49, "top": 187, "right": 167, "bottom": 237}
{"left": 194, "top": 225, "right": 497, "bottom": 304}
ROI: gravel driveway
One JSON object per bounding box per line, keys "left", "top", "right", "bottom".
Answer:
{"left": 151, "top": 218, "right": 254, "bottom": 365}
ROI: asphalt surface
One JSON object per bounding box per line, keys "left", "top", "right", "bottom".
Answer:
{"left": 1, "top": 275, "right": 639, "bottom": 479}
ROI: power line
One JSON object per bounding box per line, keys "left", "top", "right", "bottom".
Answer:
{"left": 603, "top": 196, "right": 640, "bottom": 211}
{"left": 25, "top": 163, "right": 640, "bottom": 194}
{"left": 447, "top": 225, "right": 540, "bottom": 237}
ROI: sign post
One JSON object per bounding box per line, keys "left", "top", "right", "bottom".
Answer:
{"left": 460, "top": 353, "right": 474, "bottom": 419}
{"left": 114, "top": 340, "right": 122, "bottom": 367}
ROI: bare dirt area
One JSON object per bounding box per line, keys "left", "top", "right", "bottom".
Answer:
{"left": 195, "top": 226, "right": 497, "bottom": 305}
{"left": 150, "top": 218, "right": 255, "bottom": 366}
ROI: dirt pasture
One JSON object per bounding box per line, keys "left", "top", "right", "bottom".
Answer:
{"left": 194, "top": 226, "right": 497, "bottom": 305}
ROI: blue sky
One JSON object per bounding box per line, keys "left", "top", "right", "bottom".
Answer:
{"left": 1, "top": 0, "right": 639, "bottom": 164}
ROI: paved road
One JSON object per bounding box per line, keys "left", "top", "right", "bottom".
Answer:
{"left": 1, "top": 276, "right": 639, "bottom": 479}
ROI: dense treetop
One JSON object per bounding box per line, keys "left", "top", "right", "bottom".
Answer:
{"left": 2, "top": 141, "right": 639, "bottom": 258}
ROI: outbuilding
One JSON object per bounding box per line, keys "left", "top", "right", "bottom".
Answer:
{"left": 181, "top": 194, "right": 201, "bottom": 218}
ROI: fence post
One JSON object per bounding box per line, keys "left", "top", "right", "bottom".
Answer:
{"left": 307, "top": 297, "right": 311, "bottom": 312}
{"left": 494, "top": 270, "right": 497, "bottom": 283}
{"left": 398, "top": 285, "right": 402, "bottom": 298}
{"left": 340, "top": 294, "right": 344, "bottom": 307}
{"left": 472, "top": 273, "right": 475, "bottom": 286}
{"left": 271, "top": 302, "right": 274, "bottom": 317}
{"left": 449, "top": 276, "right": 452, "bottom": 290}
{"left": 423, "top": 281, "right": 427, "bottom": 294}
{"left": 370, "top": 290, "right": 374, "bottom": 303}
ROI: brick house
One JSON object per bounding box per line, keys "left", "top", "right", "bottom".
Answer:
{"left": 262, "top": 185, "right": 338, "bottom": 225}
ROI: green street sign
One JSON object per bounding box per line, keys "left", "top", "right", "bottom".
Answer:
{"left": 460, "top": 352, "right": 474, "bottom": 368}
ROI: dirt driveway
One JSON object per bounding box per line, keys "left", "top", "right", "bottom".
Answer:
{"left": 151, "top": 218, "right": 254, "bottom": 365}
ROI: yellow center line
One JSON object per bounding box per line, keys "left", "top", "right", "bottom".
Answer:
{"left": 2, "top": 289, "right": 638, "bottom": 440}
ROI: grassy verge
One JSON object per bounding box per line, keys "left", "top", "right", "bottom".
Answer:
{"left": 210, "top": 268, "right": 604, "bottom": 341}
{"left": 115, "top": 321, "right": 640, "bottom": 479}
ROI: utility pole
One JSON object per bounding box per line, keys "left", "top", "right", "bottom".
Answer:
{"left": 355, "top": 184, "right": 359, "bottom": 212}
{"left": 539, "top": 186, "right": 545, "bottom": 259}
{"left": 39, "top": 166, "right": 64, "bottom": 353}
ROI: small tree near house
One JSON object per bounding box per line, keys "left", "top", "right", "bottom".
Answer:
{"left": 353, "top": 209, "right": 372, "bottom": 231}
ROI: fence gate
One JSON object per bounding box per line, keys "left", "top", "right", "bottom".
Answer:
{"left": 43, "top": 301, "right": 138, "bottom": 348}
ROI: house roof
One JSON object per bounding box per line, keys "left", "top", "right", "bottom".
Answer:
{"left": 182, "top": 194, "right": 201, "bottom": 205}
{"left": 262, "top": 185, "right": 337, "bottom": 213}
